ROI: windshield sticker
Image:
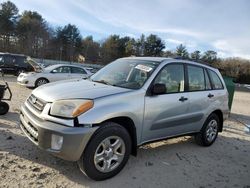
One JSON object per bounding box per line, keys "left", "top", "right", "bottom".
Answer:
{"left": 135, "top": 64, "right": 153, "bottom": 72}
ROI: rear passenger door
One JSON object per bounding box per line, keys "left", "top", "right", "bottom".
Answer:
{"left": 185, "top": 65, "right": 214, "bottom": 132}
{"left": 143, "top": 63, "right": 190, "bottom": 142}
{"left": 207, "top": 69, "right": 227, "bottom": 111}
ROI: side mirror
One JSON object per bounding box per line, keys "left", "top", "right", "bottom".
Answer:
{"left": 152, "top": 83, "right": 166, "bottom": 95}
{"left": 51, "top": 69, "right": 58, "bottom": 73}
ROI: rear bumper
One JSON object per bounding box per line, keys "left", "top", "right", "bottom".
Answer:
{"left": 20, "top": 104, "right": 98, "bottom": 161}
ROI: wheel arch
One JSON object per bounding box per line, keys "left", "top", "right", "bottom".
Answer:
{"left": 210, "top": 109, "right": 223, "bottom": 132}
{"left": 36, "top": 77, "right": 49, "bottom": 82}
{"left": 97, "top": 116, "right": 138, "bottom": 156}
{"left": 35, "top": 77, "right": 49, "bottom": 86}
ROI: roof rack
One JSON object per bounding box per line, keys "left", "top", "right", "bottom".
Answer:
{"left": 173, "top": 57, "right": 216, "bottom": 68}
{"left": 0, "top": 52, "right": 27, "bottom": 57}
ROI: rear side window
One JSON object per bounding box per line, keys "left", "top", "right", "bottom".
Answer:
{"left": 154, "top": 64, "right": 185, "bottom": 94}
{"left": 71, "top": 67, "right": 87, "bottom": 74}
{"left": 187, "top": 65, "right": 205, "bottom": 91}
{"left": 15, "top": 56, "right": 25, "bottom": 65}
{"left": 204, "top": 70, "right": 212, "bottom": 90}
{"left": 208, "top": 69, "right": 223, "bottom": 89}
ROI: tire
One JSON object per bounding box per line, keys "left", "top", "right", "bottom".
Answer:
{"left": 0, "top": 102, "right": 9, "bottom": 115}
{"left": 35, "top": 78, "right": 49, "bottom": 87}
{"left": 16, "top": 69, "right": 25, "bottom": 76}
{"left": 195, "top": 113, "right": 220, "bottom": 146}
{"left": 78, "top": 122, "right": 131, "bottom": 181}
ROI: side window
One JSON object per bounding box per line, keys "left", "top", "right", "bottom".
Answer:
{"left": 5, "top": 56, "right": 14, "bottom": 65}
{"left": 71, "top": 67, "right": 87, "bottom": 74}
{"left": 187, "top": 65, "right": 205, "bottom": 91}
{"left": 62, "top": 66, "right": 71, "bottom": 73}
{"left": 208, "top": 69, "right": 223, "bottom": 89}
{"left": 16, "top": 56, "right": 25, "bottom": 65}
{"left": 204, "top": 69, "right": 212, "bottom": 90}
{"left": 154, "top": 64, "right": 185, "bottom": 94}
{"left": 52, "top": 66, "right": 70, "bottom": 73}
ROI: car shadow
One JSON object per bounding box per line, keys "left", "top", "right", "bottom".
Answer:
{"left": 1, "top": 75, "right": 17, "bottom": 83}
{"left": 235, "top": 86, "right": 250, "bottom": 93}
{"left": 0, "top": 111, "right": 19, "bottom": 119}
{"left": 1, "top": 121, "right": 250, "bottom": 187}
{"left": 230, "top": 113, "right": 250, "bottom": 121}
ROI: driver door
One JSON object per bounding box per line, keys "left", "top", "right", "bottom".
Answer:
{"left": 142, "top": 63, "right": 190, "bottom": 142}
{"left": 49, "top": 66, "right": 71, "bottom": 82}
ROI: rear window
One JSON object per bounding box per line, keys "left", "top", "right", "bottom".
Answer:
{"left": 207, "top": 69, "right": 223, "bottom": 89}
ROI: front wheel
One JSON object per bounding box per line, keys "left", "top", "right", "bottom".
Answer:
{"left": 195, "top": 113, "right": 220, "bottom": 146}
{"left": 78, "top": 122, "right": 131, "bottom": 181}
{"left": 35, "top": 78, "right": 49, "bottom": 87}
{"left": 0, "top": 101, "right": 9, "bottom": 115}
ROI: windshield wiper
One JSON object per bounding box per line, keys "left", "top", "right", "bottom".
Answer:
{"left": 91, "top": 79, "right": 112, "bottom": 85}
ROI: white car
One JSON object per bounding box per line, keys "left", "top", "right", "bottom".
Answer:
{"left": 17, "top": 64, "right": 93, "bottom": 88}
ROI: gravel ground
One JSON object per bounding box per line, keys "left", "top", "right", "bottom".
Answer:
{"left": 0, "top": 76, "right": 250, "bottom": 188}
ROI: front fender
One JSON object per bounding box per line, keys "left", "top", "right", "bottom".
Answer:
{"left": 77, "top": 90, "right": 145, "bottom": 143}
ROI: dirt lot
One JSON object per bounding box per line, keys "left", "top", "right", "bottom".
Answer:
{"left": 0, "top": 76, "right": 250, "bottom": 188}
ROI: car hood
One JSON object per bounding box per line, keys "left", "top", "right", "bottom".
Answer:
{"left": 32, "top": 79, "right": 132, "bottom": 102}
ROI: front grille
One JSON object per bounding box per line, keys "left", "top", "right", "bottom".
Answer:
{"left": 20, "top": 114, "right": 38, "bottom": 144}
{"left": 27, "top": 94, "right": 46, "bottom": 112}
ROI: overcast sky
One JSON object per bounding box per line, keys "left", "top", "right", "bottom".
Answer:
{"left": 5, "top": 0, "right": 250, "bottom": 59}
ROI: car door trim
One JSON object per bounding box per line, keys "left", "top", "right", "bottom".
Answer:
{"left": 150, "top": 113, "right": 204, "bottom": 130}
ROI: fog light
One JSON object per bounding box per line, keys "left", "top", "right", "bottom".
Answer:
{"left": 51, "top": 134, "right": 63, "bottom": 150}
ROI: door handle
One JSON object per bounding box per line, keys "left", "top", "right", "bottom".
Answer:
{"left": 179, "top": 96, "right": 188, "bottom": 102}
{"left": 208, "top": 93, "right": 214, "bottom": 98}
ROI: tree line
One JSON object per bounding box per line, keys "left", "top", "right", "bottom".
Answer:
{"left": 0, "top": 1, "right": 250, "bottom": 83}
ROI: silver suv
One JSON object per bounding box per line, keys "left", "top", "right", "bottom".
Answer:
{"left": 20, "top": 57, "right": 229, "bottom": 180}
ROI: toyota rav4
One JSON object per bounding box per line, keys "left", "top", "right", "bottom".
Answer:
{"left": 20, "top": 57, "right": 229, "bottom": 180}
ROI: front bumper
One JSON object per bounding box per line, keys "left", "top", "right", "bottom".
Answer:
{"left": 17, "top": 77, "right": 35, "bottom": 87}
{"left": 20, "top": 104, "right": 98, "bottom": 161}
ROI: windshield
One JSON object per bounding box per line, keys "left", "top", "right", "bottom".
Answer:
{"left": 90, "top": 59, "right": 160, "bottom": 89}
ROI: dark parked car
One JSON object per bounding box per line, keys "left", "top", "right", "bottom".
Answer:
{"left": 0, "top": 53, "right": 34, "bottom": 76}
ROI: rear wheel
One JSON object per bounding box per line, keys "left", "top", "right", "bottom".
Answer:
{"left": 195, "top": 113, "right": 220, "bottom": 146}
{"left": 78, "top": 122, "right": 131, "bottom": 181}
{"left": 0, "top": 102, "right": 9, "bottom": 115}
{"left": 35, "top": 78, "right": 49, "bottom": 87}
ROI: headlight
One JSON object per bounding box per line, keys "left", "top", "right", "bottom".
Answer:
{"left": 50, "top": 99, "right": 94, "bottom": 118}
